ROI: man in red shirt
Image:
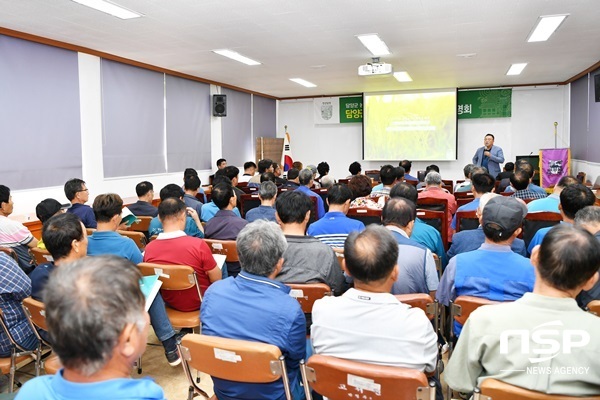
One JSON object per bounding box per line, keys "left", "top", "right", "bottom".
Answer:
{"left": 144, "top": 198, "right": 221, "bottom": 312}
{"left": 417, "top": 171, "right": 458, "bottom": 241}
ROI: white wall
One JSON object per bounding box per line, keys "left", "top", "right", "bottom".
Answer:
{"left": 278, "top": 86, "right": 570, "bottom": 182}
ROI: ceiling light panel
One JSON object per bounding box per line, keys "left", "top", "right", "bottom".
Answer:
{"left": 527, "top": 14, "right": 568, "bottom": 42}
{"left": 289, "top": 78, "right": 317, "bottom": 88}
{"left": 356, "top": 34, "right": 391, "bottom": 56}
{"left": 71, "top": 0, "right": 142, "bottom": 19}
{"left": 393, "top": 71, "right": 413, "bottom": 82}
{"left": 212, "top": 49, "right": 261, "bottom": 66}
{"left": 506, "top": 63, "right": 528, "bottom": 75}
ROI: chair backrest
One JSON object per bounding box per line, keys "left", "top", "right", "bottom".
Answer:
{"left": 138, "top": 262, "right": 198, "bottom": 292}
{"left": 451, "top": 295, "right": 499, "bottom": 327}
{"left": 394, "top": 293, "right": 437, "bottom": 321}
{"left": 442, "top": 179, "right": 454, "bottom": 194}
{"left": 475, "top": 378, "right": 600, "bottom": 400}
{"left": 241, "top": 186, "right": 259, "bottom": 194}
{"left": 117, "top": 230, "right": 147, "bottom": 250}
{"left": 179, "top": 334, "right": 292, "bottom": 399}
{"left": 29, "top": 247, "right": 53, "bottom": 265}
{"left": 338, "top": 178, "right": 350, "bottom": 185}
{"left": 203, "top": 239, "right": 240, "bottom": 262}
{"left": 286, "top": 283, "right": 332, "bottom": 313}
{"left": 301, "top": 354, "right": 435, "bottom": 400}
{"left": 454, "top": 191, "right": 474, "bottom": 207}
{"left": 22, "top": 298, "right": 48, "bottom": 332}
{"left": 346, "top": 207, "right": 382, "bottom": 226}
{"left": 364, "top": 170, "right": 381, "bottom": 182}
{"left": 587, "top": 300, "right": 600, "bottom": 316}
{"left": 239, "top": 193, "right": 261, "bottom": 217}
{"left": 455, "top": 210, "right": 479, "bottom": 232}
{"left": 522, "top": 212, "right": 562, "bottom": 248}
{"left": 85, "top": 228, "right": 96, "bottom": 236}
{"left": 311, "top": 188, "right": 329, "bottom": 212}
{"left": 128, "top": 216, "right": 153, "bottom": 233}
{"left": 416, "top": 209, "right": 448, "bottom": 250}
{"left": 0, "top": 247, "right": 19, "bottom": 264}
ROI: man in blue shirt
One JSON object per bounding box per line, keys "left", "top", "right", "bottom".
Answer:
{"left": 451, "top": 172, "right": 495, "bottom": 231}
{"left": 438, "top": 196, "right": 535, "bottom": 336}
{"left": 127, "top": 181, "right": 159, "bottom": 218}
{"left": 150, "top": 184, "right": 204, "bottom": 237}
{"left": 528, "top": 184, "right": 596, "bottom": 254}
{"left": 400, "top": 160, "right": 418, "bottom": 182}
{"left": 509, "top": 170, "right": 547, "bottom": 200}
{"left": 245, "top": 181, "right": 278, "bottom": 223}
{"left": 183, "top": 174, "right": 204, "bottom": 216}
{"left": 64, "top": 178, "right": 97, "bottom": 228}
{"left": 16, "top": 256, "right": 166, "bottom": 400}
{"left": 503, "top": 160, "right": 547, "bottom": 196}
{"left": 527, "top": 175, "right": 578, "bottom": 213}
{"left": 307, "top": 183, "right": 365, "bottom": 249}
{"left": 201, "top": 220, "right": 306, "bottom": 400}
{"left": 295, "top": 168, "right": 325, "bottom": 220}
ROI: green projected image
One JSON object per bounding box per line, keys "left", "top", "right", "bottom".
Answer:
{"left": 363, "top": 90, "right": 457, "bottom": 161}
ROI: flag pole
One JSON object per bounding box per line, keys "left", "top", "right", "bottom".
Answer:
{"left": 554, "top": 122, "right": 558, "bottom": 149}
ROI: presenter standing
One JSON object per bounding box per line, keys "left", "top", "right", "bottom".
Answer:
{"left": 472, "top": 134, "right": 504, "bottom": 179}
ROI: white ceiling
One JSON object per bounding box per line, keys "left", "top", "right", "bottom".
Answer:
{"left": 1, "top": 0, "right": 599, "bottom": 98}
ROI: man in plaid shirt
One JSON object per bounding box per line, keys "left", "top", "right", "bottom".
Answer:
{"left": 0, "top": 252, "right": 38, "bottom": 357}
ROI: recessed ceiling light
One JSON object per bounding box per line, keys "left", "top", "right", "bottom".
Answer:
{"left": 289, "top": 78, "right": 317, "bottom": 88}
{"left": 356, "top": 34, "right": 391, "bottom": 57}
{"left": 71, "top": 0, "right": 142, "bottom": 19}
{"left": 393, "top": 71, "right": 413, "bottom": 82}
{"left": 212, "top": 49, "right": 261, "bottom": 66}
{"left": 527, "top": 14, "right": 569, "bottom": 42}
{"left": 506, "top": 63, "right": 528, "bottom": 76}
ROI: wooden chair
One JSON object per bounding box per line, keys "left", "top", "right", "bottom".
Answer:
{"left": 416, "top": 209, "right": 448, "bottom": 250}
{"left": 454, "top": 191, "right": 474, "bottom": 207}
{"left": 311, "top": 188, "right": 329, "bottom": 212}
{"left": 29, "top": 247, "right": 53, "bottom": 266}
{"left": 417, "top": 197, "right": 450, "bottom": 245}
{"left": 128, "top": 216, "right": 153, "bottom": 233}
{"left": 587, "top": 300, "right": 600, "bottom": 316}
{"left": 0, "top": 308, "right": 37, "bottom": 392}
{"left": 117, "top": 230, "right": 147, "bottom": 250}
{"left": 442, "top": 179, "right": 454, "bottom": 194}
{"left": 241, "top": 185, "right": 259, "bottom": 194}
{"left": 0, "top": 247, "right": 19, "bottom": 264}
{"left": 449, "top": 296, "right": 499, "bottom": 350}
{"left": 337, "top": 178, "right": 350, "bottom": 185}
{"left": 239, "top": 193, "right": 261, "bottom": 218}
{"left": 365, "top": 170, "right": 381, "bottom": 182}
{"left": 21, "top": 298, "right": 62, "bottom": 375}
{"left": 300, "top": 354, "right": 436, "bottom": 400}
{"left": 178, "top": 334, "right": 293, "bottom": 400}
{"left": 474, "top": 378, "right": 600, "bottom": 400}
{"left": 137, "top": 263, "right": 202, "bottom": 331}
{"left": 455, "top": 210, "right": 479, "bottom": 232}
{"left": 203, "top": 239, "right": 239, "bottom": 262}
{"left": 346, "top": 207, "right": 382, "bottom": 226}
{"left": 394, "top": 293, "right": 438, "bottom": 322}
{"left": 522, "top": 212, "right": 562, "bottom": 249}
{"left": 286, "top": 283, "right": 332, "bottom": 314}
{"left": 85, "top": 228, "right": 96, "bottom": 236}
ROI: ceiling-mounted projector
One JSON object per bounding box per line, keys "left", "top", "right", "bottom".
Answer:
{"left": 358, "top": 58, "right": 393, "bottom": 76}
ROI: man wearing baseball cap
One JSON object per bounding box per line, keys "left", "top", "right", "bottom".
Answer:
{"left": 35, "top": 198, "right": 70, "bottom": 250}
{"left": 437, "top": 196, "right": 535, "bottom": 336}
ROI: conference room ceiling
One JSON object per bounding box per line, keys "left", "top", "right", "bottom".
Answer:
{"left": 1, "top": 0, "right": 599, "bottom": 98}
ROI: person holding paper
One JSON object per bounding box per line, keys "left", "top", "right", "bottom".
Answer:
{"left": 472, "top": 133, "right": 504, "bottom": 179}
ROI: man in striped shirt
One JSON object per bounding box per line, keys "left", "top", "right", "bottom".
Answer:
{"left": 307, "top": 184, "right": 365, "bottom": 250}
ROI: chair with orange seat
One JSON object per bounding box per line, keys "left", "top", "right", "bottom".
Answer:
{"left": 286, "top": 283, "right": 332, "bottom": 314}
{"left": 474, "top": 378, "right": 600, "bottom": 400}
{"left": 0, "top": 308, "right": 38, "bottom": 392}
{"left": 21, "top": 297, "right": 61, "bottom": 375}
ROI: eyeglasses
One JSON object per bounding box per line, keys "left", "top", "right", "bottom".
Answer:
{"left": 77, "top": 189, "right": 89, "bottom": 193}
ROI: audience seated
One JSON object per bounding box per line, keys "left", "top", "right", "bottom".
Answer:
{"left": 204, "top": 183, "right": 248, "bottom": 277}
{"left": 383, "top": 198, "right": 439, "bottom": 296}
{"left": 314, "top": 162, "right": 330, "bottom": 187}
{"left": 347, "top": 161, "right": 362, "bottom": 178}
{"left": 201, "top": 220, "right": 306, "bottom": 400}
{"left": 144, "top": 198, "right": 221, "bottom": 312}
{"left": 245, "top": 181, "right": 277, "bottom": 223}
{"left": 527, "top": 175, "right": 578, "bottom": 213}
{"left": 292, "top": 161, "right": 303, "bottom": 171}
{"left": 200, "top": 176, "right": 242, "bottom": 222}
{"left": 348, "top": 174, "right": 383, "bottom": 209}
{"left": 35, "top": 198, "right": 69, "bottom": 250}
{"left": 208, "top": 159, "right": 227, "bottom": 186}
{"left": 150, "top": 184, "right": 204, "bottom": 237}
{"left": 280, "top": 168, "right": 300, "bottom": 190}
{"left": 275, "top": 191, "right": 345, "bottom": 296}
{"left": 451, "top": 172, "right": 495, "bottom": 231}
{"left": 238, "top": 161, "right": 257, "bottom": 183}
{"left": 437, "top": 196, "right": 535, "bottom": 336}
{"left": 390, "top": 182, "right": 448, "bottom": 269}
{"left": 401, "top": 160, "right": 418, "bottom": 182}
{"left": 418, "top": 171, "right": 458, "bottom": 241}
{"left": 445, "top": 225, "right": 600, "bottom": 396}
{"left": 454, "top": 163, "right": 475, "bottom": 193}
{"left": 307, "top": 183, "right": 365, "bottom": 249}
{"left": 509, "top": 170, "right": 547, "bottom": 200}
{"left": 504, "top": 161, "right": 547, "bottom": 196}
{"left": 183, "top": 174, "right": 204, "bottom": 215}
{"left": 370, "top": 164, "right": 404, "bottom": 197}
{"left": 16, "top": 256, "right": 166, "bottom": 400}
{"left": 248, "top": 159, "right": 274, "bottom": 187}
{"left": 183, "top": 168, "right": 207, "bottom": 203}
{"left": 0, "top": 184, "right": 38, "bottom": 273}
{"left": 496, "top": 161, "right": 514, "bottom": 181}
{"left": 272, "top": 162, "right": 287, "bottom": 185}
{"left": 417, "top": 164, "right": 440, "bottom": 189}
{"left": 528, "top": 183, "right": 596, "bottom": 254}
{"left": 311, "top": 225, "right": 438, "bottom": 386}
{"left": 127, "top": 181, "right": 159, "bottom": 217}
{"left": 448, "top": 193, "right": 527, "bottom": 259}
{"left": 222, "top": 165, "right": 245, "bottom": 208}
{"left": 64, "top": 178, "right": 97, "bottom": 228}
{"left": 0, "top": 252, "right": 38, "bottom": 357}
{"left": 295, "top": 169, "right": 325, "bottom": 219}
{"left": 575, "top": 206, "right": 600, "bottom": 308}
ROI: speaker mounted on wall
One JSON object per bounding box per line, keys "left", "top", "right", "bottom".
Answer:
{"left": 213, "top": 94, "right": 227, "bottom": 117}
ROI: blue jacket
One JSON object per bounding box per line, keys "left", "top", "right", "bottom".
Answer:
{"left": 472, "top": 144, "right": 504, "bottom": 179}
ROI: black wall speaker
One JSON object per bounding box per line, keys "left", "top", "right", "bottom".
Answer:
{"left": 213, "top": 94, "right": 227, "bottom": 117}
{"left": 595, "top": 74, "right": 600, "bottom": 102}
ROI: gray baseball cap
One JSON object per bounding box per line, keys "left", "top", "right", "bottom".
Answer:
{"left": 482, "top": 196, "right": 527, "bottom": 237}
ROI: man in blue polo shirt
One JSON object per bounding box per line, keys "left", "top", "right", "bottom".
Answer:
{"left": 201, "top": 220, "right": 306, "bottom": 400}
{"left": 307, "top": 183, "right": 364, "bottom": 249}
{"left": 437, "top": 196, "right": 535, "bottom": 336}
{"left": 295, "top": 168, "right": 325, "bottom": 219}
{"left": 64, "top": 178, "right": 97, "bottom": 229}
